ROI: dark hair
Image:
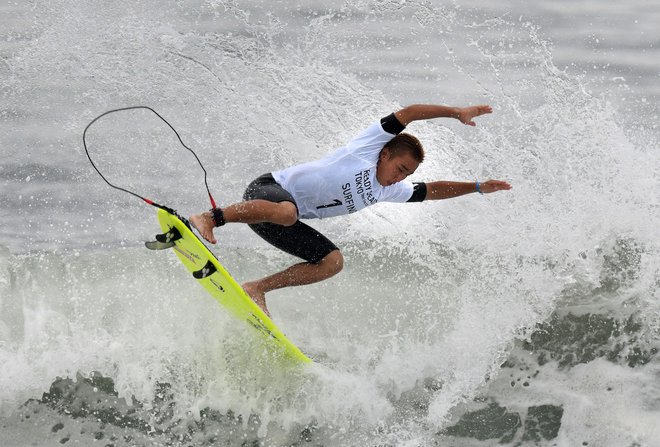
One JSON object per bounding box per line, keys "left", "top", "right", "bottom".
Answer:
{"left": 382, "top": 133, "right": 425, "bottom": 163}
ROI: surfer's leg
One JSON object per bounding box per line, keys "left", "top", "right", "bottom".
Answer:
{"left": 190, "top": 200, "right": 297, "bottom": 244}
{"left": 242, "top": 250, "right": 343, "bottom": 316}
{"left": 191, "top": 173, "right": 298, "bottom": 244}
{"left": 243, "top": 219, "right": 341, "bottom": 316}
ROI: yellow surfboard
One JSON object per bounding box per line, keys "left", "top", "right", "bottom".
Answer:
{"left": 146, "top": 208, "right": 312, "bottom": 364}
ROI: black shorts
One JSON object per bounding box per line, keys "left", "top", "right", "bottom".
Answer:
{"left": 243, "top": 173, "right": 339, "bottom": 264}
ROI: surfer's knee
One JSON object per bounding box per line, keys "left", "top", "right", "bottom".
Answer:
{"left": 275, "top": 201, "right": 298, "bottom": 226}
{"left": 320, "top": 250, "right": 343, "bottom": 276}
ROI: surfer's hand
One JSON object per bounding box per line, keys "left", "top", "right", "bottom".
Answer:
{"left": 457, "top": 105, "right": 492, "bottom": 126}
{"left": 478, "top": 179, "right": 512, "bottom": 193}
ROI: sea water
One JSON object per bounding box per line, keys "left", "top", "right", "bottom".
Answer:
{"left": 1, "top": 1, "right": 658, "bottom": 446}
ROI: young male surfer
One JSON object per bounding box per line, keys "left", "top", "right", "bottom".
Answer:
{"left": 191, "top": 104, "right": 511, "bottom": 317}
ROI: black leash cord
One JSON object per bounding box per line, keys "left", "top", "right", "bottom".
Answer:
{"left": 82, "top": 106, "right": 217, "bottom": 210}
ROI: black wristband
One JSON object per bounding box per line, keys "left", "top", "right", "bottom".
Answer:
{"left": 407, "top": 182, "right": 427, "bottom": 202}
{"left": 211, "top": 208, "right": 226, "bottom": 227}
{"left": 380, "top": 113, "right": 406, "bottom": 135}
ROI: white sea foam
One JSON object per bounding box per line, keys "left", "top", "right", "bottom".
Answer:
{"left": 0, "top": 0, "right": 658, "bottom": 445}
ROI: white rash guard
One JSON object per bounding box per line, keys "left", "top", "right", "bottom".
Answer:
{"left": 272, "top": 117, "right": 415, "bottom": 219}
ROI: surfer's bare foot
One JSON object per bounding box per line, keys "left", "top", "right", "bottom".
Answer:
{"left": 242, "top": 281, "right": 271, "bottom": 318}
{"left": 190, "top": 212, "right": 217, "bottom": 244}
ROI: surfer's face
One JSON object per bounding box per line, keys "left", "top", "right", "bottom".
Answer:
{"left": 376, "top": 149, "right": 420, "bottom": 186}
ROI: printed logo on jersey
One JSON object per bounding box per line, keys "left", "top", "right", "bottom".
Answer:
{"left": 333, "top": 168, "right": 378, "bottom": 215}
{"left": 342, "top": 182, "right": 357, "bottom": 213}
{"left": 355, "top": 168, "right": 377, "bottom": 206}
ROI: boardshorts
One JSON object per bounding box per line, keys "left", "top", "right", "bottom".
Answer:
{"left": 243, "top": 173, "right": 339, "bottom": 264}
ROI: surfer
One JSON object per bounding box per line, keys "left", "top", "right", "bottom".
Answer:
{"left": 191, "top": 104, "right": 511, "bottom": 317}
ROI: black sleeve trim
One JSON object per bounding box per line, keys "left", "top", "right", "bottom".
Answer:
{"left": 380, "top": 113, "right": 406, "bottom": 135}
{"left": 407, "top": 182, "right": 427, "bottom": 202}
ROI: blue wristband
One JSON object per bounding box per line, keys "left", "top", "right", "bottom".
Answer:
{"left": 476, "top": 181, "right": 483, "bottom": 194}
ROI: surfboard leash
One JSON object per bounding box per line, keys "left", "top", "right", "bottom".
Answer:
{"left": 82, "top": 106, "right": 218, "bottom": 213}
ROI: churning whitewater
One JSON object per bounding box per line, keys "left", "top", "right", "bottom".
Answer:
{"left": 1, "top": 1, "right": 658, "bottom": 446}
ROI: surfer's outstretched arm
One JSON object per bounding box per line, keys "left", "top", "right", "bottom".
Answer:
{"left": 394, "top": 104, "right": 492, "bottom": 126}
{"left": 423, "top": 179, "right": 511, "bottom": 200}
